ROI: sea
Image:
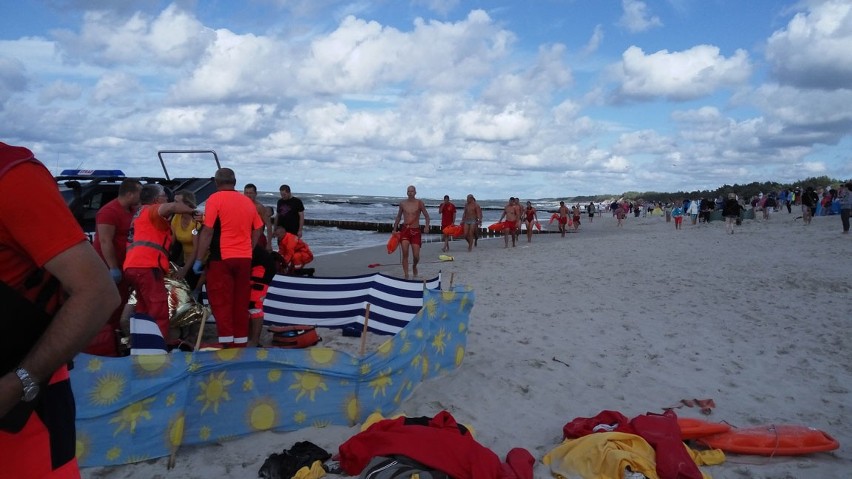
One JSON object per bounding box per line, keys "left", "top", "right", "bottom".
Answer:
{"left": 253, "top": 192, "right": 571, "bottom": 256}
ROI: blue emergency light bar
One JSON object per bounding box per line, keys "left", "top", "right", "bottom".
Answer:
{"left": 59, "top": 169, "right": 126, "bottom": 177}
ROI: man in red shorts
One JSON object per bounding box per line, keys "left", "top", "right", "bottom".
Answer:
{"left": 393, "top": 185, "right": 430, "bottom": 279}
{"left": 0, "top": 142, "right": 119, "bottom": 478}
{"left": 194, "top": 168, "right": 263, "bottom": 347}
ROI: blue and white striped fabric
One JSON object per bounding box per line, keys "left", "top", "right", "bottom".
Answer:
{"left": 129, "top": 313, "right": 167, "bottom": 354}
{"left": 261, "top": 272, "right": 441, "bottom": 335}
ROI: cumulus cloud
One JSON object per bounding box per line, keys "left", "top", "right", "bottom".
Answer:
{"left": 765, "top": 0, "right": 852, "bottom": 90}
{"left": 583, "top": 25, "right": 604, "bottom": 55}
{"left": 298, "top": 10, "right": 513, "bottom": 94}
{"left": 54, "top": 4, "right": 213, "bottom": 67}
{"left": 38, "top": 80, "right": 82, "bottom": 104}
{"left": 0, "top": 56, "right": 28, "bottom": 108}
{"left": 615, "top": 45, "right": 752, "bottom": 101}
{"left": 618, "top": 0, "right": 662, "bottom": 33}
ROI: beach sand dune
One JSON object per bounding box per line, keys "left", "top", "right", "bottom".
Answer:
{"left": 83, "top": 214, "right": 851, "bottom": 478}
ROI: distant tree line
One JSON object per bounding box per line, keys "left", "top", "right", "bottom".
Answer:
{"left": 572, "top": 175, "right": 846, "bottom": 204}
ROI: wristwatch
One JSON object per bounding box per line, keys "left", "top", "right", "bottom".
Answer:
{"left": 14, "top": 367, "right": 40, "bottom": 402}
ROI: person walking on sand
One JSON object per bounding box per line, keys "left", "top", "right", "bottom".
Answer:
{"left": 393, "top": 185, "right": 430, "bottom": 279}
{"left": 839, "top": 182, "right": 852, "bottom": 234}
{"left": 524, "top": 201, "right": 539, "bottom": 243}
{"left": 687, "top": 198, "right": 700, "bottom": 225}
{"left": 498, "top": 197, "right": 520, "bottom": 248}
{"left": 557, "top": 201, "right": 570, "bottom": 237}
{"left": 461, "top": 194, "right": 482, "bottom": 252}
{"left": 571, "top": 204, "right": 581, "bottom": 231}
{"left": 671, "top": 202, "right": 684, "bottom": 230}
{"left": 438, "top": 195, "right": 457, "bottom": 252}
{"left": 587, "top": 202, "right": 596, "bottom": 223}
{"left": 722, "top": 193, "right": 742, "bottom": 235}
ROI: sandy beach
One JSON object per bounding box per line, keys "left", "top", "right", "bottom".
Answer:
{"left": 83, "top": 212, "right": 851, "bottom": 479}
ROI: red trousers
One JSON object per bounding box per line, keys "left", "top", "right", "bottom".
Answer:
{"left": 206, "top": 258, "right": 252, "bottom": 346}
{"left": 124, "top": 267, "right": 169, "bottom": 339}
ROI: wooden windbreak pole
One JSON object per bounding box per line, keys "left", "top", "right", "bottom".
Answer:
{"left": 449, "top": 272, "right": 455, "bottom": 289}
{"left": 359, "top": 303, "right": 371, "bottom": 356}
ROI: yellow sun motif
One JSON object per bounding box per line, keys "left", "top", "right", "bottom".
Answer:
{"left": 424, "top": 298, "right": 438, "bottom": 318}
{"left": 197, "top": 371, "right": 234, "bottom": 414}
{"left": 188, "top": 361, "right": 201, "bottom": 372}
{"left": 360, "top": 362, "right": 372, "bottom": 375}
{"left": 420, "top": 355, "right": 430, "bottom": 376}
{"left": 309, "top": 347, "right": 336, "bottom": 366}
{"left": 247, "top": 398, "right": 279, "bottom": 431}
{"left": 85, "top": 357, "right": 104, "bottom": 372}
{"left": 455, "top": 345, "right": 466, "bottom": 367}
{"left": 393, "top": 380, "right": 411, "bottom": 403}
{"left": 109, "top": 397, "right": 155, "bottom": 435}
{"left": 243, "top": 377, "right": 254, "bottom": 391}
{"left": 431, "top": 329, "right": 447, "bottom": 354}
{"left": 411, "top": 354, "right": 422, "bottom": 368}
{"left": 75, "top": 433, "right": 91, "bottom": 462}
{"left": 268, "top": 369, "right": 283, "bottom": 382}
{"left": 168, "top": 414, "right": 185, "bottom": 448}
{"left": 294, "top": 410, "right": 307, "bottom": 424}
{"left": 441, "top": 290, "right": 457, "bottom": 301}
{"left": 289, "top": 372, "right": 328, "bottom": 401}
{"left": 199, "top": 425, "right": 211, "bottom": 441}
{"left": 312, "top": 419, "right": 331, "bottom": 428}
{"left": 106, "top": 446, "right": 122, "bottom": 461}
{"left": 377, "top": 339, "right": 394, "bottom": 356}
{"left": 457, "top": 322, "right": 466, "bottom": 333}
{"left": 459, "top": 293, "right": 470, "bottom": 311}
{"left": 166, "top": 392, "right": 177, "bottom": 407}
{"left": 344, "top": 395, "right": 360, "bottom": 424}
{"left": 132, "top": 354, "right": 170, "bottom": 375}
{"left": 256, "top": 348, "right": 269, "bottom": 360}
{"left": 215, "top": 348, "right": 241, "bottom": 361}
{"left": 89, "top": 372, "right": 126, "bottom": 406}
{"left": 415, "top": 328, "right": 425, "bottom": 339}
{"left": 369, "top": 368, "right": 393, "bottom": 398}
{"left": 400, "top": 340, "right": 412, "bottom": 354}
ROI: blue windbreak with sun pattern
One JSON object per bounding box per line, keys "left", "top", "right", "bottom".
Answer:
{"left": 71, "top": 284, "right": 473, "bottom": 467}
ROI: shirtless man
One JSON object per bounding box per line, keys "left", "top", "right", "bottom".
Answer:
{"left": 393, "top": 185, "right": 430, "bottom": 279}
{"left": 511, "top": 197, "right": 523, "bottom": 244}
{"left": 557, "top": 201, "right": 570, "bottom": 237}
{"left": 244, "top": 183, "right": 273, "bottom": 251}
{"left": 498, "top": 197, "right": 520, "bottom": 248}
{"left": 461, "top": 194, "right": 482, "bottom": 252}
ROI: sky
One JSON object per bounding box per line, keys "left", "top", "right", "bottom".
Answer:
{"left": 1, "top": 0, "right": 851, "bottom": 199}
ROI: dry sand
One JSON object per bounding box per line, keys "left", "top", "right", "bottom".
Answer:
{"left": 83, "top": 212, "right": 851, "bottom": 479}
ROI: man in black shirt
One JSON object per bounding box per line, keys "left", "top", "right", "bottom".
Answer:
{"left": 276, "top": 184, "right": 305, "bottom": 238}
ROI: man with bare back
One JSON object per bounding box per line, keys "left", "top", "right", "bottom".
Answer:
{"left": 393, "top": 185, "right": 430, "bottom": 279}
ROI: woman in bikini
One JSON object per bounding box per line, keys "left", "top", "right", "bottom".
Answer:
{"left": 524, "top": 201, "right": 538, "bottom": 243}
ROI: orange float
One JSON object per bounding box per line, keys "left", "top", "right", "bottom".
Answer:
{"left": 697, "top": 424, "right": 839, "bottom": 456}
{"left": 677, "top": 417, "right": 731, "bottom": 440}
{"left": 386, "top": 232, "right": 400, "bottom": 254}
{"left": 487, "top": 221, "right": 515, "bottom": 231}
{"left": 442, "top": 224, "right": 464, "bottom": 238}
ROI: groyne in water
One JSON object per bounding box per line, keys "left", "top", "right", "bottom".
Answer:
{"left": 305, "top": 219, "right": 557, "bottom": 237}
